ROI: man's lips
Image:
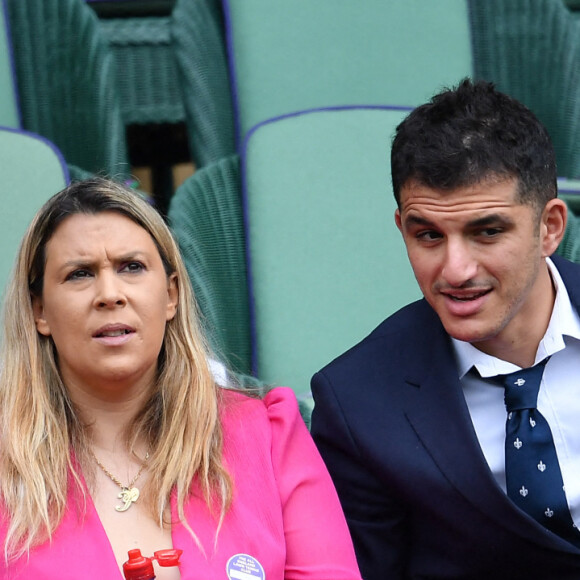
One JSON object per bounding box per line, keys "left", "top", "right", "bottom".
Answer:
{"left": 438, "top": 287, "right": 493, "bottom": 317}
{"left": 441, "top": 288, "right": 492, "bottom": 302}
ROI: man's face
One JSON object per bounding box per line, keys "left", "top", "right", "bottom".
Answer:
{"left": 395, "top": 178, "right": 558, "bottom": 361}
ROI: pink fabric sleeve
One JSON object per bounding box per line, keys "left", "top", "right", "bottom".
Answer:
{"left": 264, "top": 387, "right": 362, "bottom": 580}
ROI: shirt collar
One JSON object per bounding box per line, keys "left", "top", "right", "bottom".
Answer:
{"left": 452, "top": 257, "right": 580, "bottom": 379}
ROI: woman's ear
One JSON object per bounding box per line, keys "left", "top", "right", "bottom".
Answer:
{"left": 541, "top": 198, "right": 568, "bottom": 257}
{"left": 31, "top": 295, "right": 51, "bottom": 336}
{"left": 166, "top": 273, "right": 179, "bottom": 321}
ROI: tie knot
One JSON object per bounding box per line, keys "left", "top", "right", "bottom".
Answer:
{"left": 499, "top": 358, "right": 548, "bottom": 412}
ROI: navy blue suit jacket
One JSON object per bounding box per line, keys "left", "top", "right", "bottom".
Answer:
{"left": 311, "top": 255, "right": 580, "bottom": 579}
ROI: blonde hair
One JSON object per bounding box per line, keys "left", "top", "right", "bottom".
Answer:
{"left": 0, "top": 178, "right": 232, "bottom": 560}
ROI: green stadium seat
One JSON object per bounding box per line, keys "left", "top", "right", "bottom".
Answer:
{"left": 470, "top": 0, "right": 580, "bottom": 178}
{"left": 0, "top": 128, "right": 68, "bottom": 296}
{"left": 6, "top": 0, "right": 129, "bottom": 179}
{"left": 0, "top": 0, "right": 19, "bottom": 128}
{"left": 223, "top": 0, "right": 472, "bottom": 143}
{"left": 171, "top": 0, "right": 236, "bottom": 168}
{"left": 168, "top": 154, "right": 252, "bottom": 375}
{"left": 242, "top": 107, "right": 422, "bottom": 397}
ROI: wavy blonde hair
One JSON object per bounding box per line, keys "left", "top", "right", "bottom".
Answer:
{"left": 0, "top": 178, "right": 232, "bottom": 560}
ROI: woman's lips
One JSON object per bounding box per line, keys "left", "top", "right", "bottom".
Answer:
{"left": 92, "top": 324, "right": 135, "bottom": 345}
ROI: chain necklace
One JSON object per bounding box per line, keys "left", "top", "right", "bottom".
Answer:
{"left": 91, "top": 450, "right": 150, "bottom": 512}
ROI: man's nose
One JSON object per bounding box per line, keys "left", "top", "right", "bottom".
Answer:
{"left": 441, "top": 239, "right": 478, "bottom": 287}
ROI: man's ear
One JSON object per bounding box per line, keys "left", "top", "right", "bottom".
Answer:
{"left": 540, "top": 198, "right": 567, "bottom": 257}
{"left": 395, "top": 208, "right": 403, "bottom": 233}
{"left": 32, "top": 295, "right": 51, "bottom": 336}
{"left": 166, "top": 273, "right": 179, "bottom": 322}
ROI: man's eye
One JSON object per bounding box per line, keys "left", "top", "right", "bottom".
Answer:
{"left": 417, "top": 230, "right": 442, "bottom": 241}
{"left": 479, "top": 228, "right": 502, "bottom": 238}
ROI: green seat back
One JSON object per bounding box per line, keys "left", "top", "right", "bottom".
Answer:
{"left": 6, "top": 0, "right": 129, "bottom": 178}
{"left": 556, "top": 178, "right": 580, "bottom": 263}
{"left": 168, "top": 154, "right": 252, "bottom": 375}
{"left": 99, "top": 15, "right": 185, "bottom": 126}
{"left": 223, "top": 0, "right": 472, "bottom": 142}
{"left": 0, "top": 128, "right": 68, "bottom": 296}
{"left": 243, "top": 107, "right": 422, "bottom": 396}
{"left": 0, "top": 0, "right": 18, "bottom": 128}
{"left": 171, "top": 0, "right": 236, "bottom": 167}
{"left": 470, "top": 0, "right": 580, "bottom": 178}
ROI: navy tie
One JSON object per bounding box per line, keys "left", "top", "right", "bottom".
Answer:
{"left": 500, "top": 359, "right": 580, "bottom": 547}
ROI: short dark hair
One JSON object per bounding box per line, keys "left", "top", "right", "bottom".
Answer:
{"left": 390, "top": 78, "right": 557, "bottom": 210}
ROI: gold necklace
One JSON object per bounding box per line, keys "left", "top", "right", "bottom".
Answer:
{"left": 91, "top": 450, "right": 150, "bottom": 512}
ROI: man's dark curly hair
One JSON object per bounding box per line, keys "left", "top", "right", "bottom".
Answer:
{"left": 391, "top": 78, "right": 557, "bottom": 212}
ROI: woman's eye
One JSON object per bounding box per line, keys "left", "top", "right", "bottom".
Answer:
{"left": 66, "top": 269, "right": 91, "bottom": 281}
{"left": 121, "top": 261, "right": 145, "bottom": 273}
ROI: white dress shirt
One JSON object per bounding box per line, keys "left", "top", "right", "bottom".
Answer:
{"left": 453, "top": 258, "right": 580, "bottom": 525}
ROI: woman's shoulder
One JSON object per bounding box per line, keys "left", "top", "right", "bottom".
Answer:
{"left": 218, "top": 386, "right": 316, "bottom": 492}
{"left": 218, "top": 387, "right": 308, "bottom": 452}
{"left": 219, "top": 386, "right": 300, "bottom": 424}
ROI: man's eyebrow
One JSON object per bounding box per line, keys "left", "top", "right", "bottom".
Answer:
{"left": 403, "top": 213, "right": 515, "bottom": 229}
{"left": 466, "top": 214, "right": 515, "bottom": 228}
{"left": 403, "top": 215, "right": 434, "bottom": 228}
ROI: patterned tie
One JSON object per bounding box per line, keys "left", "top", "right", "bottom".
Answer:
{"left": 500, "top": 358, "right": 580, "bottom": 547}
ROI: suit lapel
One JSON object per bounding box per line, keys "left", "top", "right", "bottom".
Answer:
{"left": 401, "top": 309, "right": 579, "bottom": 551}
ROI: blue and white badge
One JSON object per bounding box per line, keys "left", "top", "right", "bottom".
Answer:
{"left": 226, "top": 553, "right": 266, "bottom": 580}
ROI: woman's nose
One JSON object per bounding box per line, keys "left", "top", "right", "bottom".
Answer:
{"left": 93, "top": 273, "right": 126, "bottom": 308}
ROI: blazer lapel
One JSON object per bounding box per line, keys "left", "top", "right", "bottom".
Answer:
{"left": 402, "top": 315, "right": 578, "bottom": 552}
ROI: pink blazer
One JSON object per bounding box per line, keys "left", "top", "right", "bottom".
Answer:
{"left": 1, "top": 387, "right": 362, "bottom": 579}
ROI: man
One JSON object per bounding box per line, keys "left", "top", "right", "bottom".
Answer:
{"left": 311, "top": 79, "right": 580, "bottom": 579}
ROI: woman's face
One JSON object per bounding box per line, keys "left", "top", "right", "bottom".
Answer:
{"left": 32, "top": 212, "right": 178, "bottom": 402}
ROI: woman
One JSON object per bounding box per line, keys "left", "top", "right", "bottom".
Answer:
{"left": 0, "top": 178, "right": 361, "bottom": 579}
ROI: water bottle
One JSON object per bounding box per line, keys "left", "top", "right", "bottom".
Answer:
{"left": 122, "top": 548, "right": 183, "bottom": 580}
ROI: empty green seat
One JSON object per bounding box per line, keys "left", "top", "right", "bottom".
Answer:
{"left": 0, "top": 0, "right": 19, "bottom": 128}
{"left": 243, "top": 107, "right": 422, "bottom": 396}
{"left": 470, "top": 0, "right": 580, "bottom": 178}
{"left": 171, "top": 0, "right": 236, "bottom": 167}
{"left": 0, "top": 128, "right": 68, "bottom": 296}
{"left": 6, "top": 0, "right": 129, "bottom": 178}
{"left": 98, "top": 15, "right": 185, "bottom": 126}
{"left": 223, "top": 0, "right": 472, "bottom": 142}
{"left": 168, "top": 154, "right": 252, "bottom": 375}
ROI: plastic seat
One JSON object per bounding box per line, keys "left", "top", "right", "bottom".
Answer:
{"left": 556, "top": 178, "right": 580, "bottom": 263}
{"left": 6, "top": 0, "right": 129, "bottom": 178}
{"left": 0, "top": 127, "right": 68, "bottom": 296}
{"left": 0, "top": 0, "right": 19, "bottom": 128}
{"left": 222, "top": 0, "right": 472, "bottom": 143}
{"left": 242, "top": 107, "right": 422, "bottom": 396}
{"left": 170, "top": 0, "right": 236, "bottom": 168}
{"left": 98, "top": 15, "right": 184, "bottom": 126}
{"left": 470, "top": 0, "right": 580, "bottom": 178}
{"left": 168, "top": 154, "right": 252, "bottom": 375}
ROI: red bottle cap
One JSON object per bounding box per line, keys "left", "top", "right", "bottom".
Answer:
{"left": 123, "top": 548, "right": 183, "bottom": 580}
{"left": 154, "top": 549, "right": 183, "bottom": 567}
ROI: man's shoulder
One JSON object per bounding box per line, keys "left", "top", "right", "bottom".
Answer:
{"left": 553, "top": 254, "right": 580, "bottom": 283}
